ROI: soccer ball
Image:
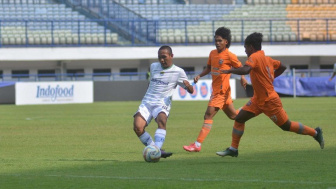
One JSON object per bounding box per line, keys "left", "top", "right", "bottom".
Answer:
{"left": 143, "top": 145, "right": 161, "bottom": 163}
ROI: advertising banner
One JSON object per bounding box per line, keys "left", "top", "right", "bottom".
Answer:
{"left": 173, "top": 79, "right": 236, "bottom": 101}
{"left": 15, "top": 81, "right": 93, "bottom": 105}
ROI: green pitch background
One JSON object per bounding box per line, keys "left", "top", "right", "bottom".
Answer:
{"left": 0, "top": 97, "right": 335, "bottom": 189}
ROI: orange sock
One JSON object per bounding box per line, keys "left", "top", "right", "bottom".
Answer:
{"left": 289, "top": 121, "right": 316, "bottom": 137}
{"left": 196, "top": 119, "right": 213, "bottom": 143}
{"left": 231, "top": 121, "right": 245, "bottom": 149}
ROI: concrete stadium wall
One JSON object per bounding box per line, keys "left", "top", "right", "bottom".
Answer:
{"left": 0, "top": 85, "right": 15, "bottom": 104}
{"left": 93, "top": 79, "right": 249, "bottom": 102}
{"left": 0, "top": 45, "right": 335, "bottom": 79}
{"left": 93, "top": 81, "right": 149, "bottom": 102}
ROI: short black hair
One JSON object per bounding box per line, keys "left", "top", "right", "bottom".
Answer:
{"left": 158, "top": 45, "right": 173, "bottom": 54}
{"left": 245, "top": 32, "right": 263, "bottom": 50}
{"left": 215, "top": 27, "right": 231, "bottom": 48}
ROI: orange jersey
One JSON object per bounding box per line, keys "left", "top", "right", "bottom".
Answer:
{"left": 245, "top": 50, "right": 281, "bottom": 106}
{"left": 207, "top": 48, "right": 242, "bottom": 94}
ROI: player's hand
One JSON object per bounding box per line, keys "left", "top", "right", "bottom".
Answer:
{"left": 193, "top": 75, "right": 200, "bottom": 84}
{"left": 241, "top": 76, "right": 247, "bottom": 90}
{"left": 183, "top": 80, "right": 194, "bottom": 94}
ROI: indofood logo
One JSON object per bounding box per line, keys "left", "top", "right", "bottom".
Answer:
{"left": 36, "top": 85, "right": 74, "bottom": 101}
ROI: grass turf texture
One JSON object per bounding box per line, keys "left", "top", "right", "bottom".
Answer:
{"left": 0, "top": 97, "right": 335, "bottom": 189}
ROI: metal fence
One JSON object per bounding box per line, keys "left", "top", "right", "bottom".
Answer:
{"left": 0, "top": 69, "right": 333, "bottom": 82}
{"left": 0, "top": 0, "right": 335, "bottom": 47}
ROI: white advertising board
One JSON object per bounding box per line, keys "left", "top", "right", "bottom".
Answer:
{"left": 172, "top": 79, "right": 236, "bottom": 101}
{"left": 15, "top": 81, "right": 93, "bottom": 105}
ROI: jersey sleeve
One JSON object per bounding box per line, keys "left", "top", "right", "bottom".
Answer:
{"left": 177, "top": 69, "right": 189, "bottom": 87}
{"left": 150, "top": 63, "right": 155, "bottom": 75}
{"left": 229, "top": 52, "right": 242, "bottom": 68}
{"left": 245, "top": 56, "right": 256, "bottom": 69}
{"left": 270, "top": 57, "right": 281, "bottom": 70}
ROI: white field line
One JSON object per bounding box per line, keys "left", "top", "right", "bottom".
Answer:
{"left": 33, "top": 175, "right": 335, "bottom": 185}
{"left": 4, "top": 174, "right": 335, "bottom": 185}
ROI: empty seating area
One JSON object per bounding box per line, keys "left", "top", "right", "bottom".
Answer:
{"left": 154, "top": 2, "right": 335, "bottom": 43}
{"left": 287, "top": 4, "right": 336, "bottom": 41}
{"left": 126, "top": 4, "right": 236, "bottom": 19}
{"left": 150, "top": 4, "right": 297, "bottom": 43}
{"left": 0, "top": 0, "right": 335, "bottom": 46}
{"left": 0, "top": 3, "right": 119, "bottom": 46}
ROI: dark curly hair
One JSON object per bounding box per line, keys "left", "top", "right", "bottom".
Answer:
{"left": 245, "top": 32, "right": 263, "bottom": 51}
{"left": 215, "top": 27, "right": 232, "bottom": 48}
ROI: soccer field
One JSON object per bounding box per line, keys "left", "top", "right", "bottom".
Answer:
{"left": 1, "top": 97, "right": 335, "bottom": 189}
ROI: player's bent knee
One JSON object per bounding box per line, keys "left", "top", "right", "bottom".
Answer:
{"left": 279, "top": 121, "right": 291, "bottom": 131}
{"left": 228, "top": 114, "right": 236, "bottom": 120}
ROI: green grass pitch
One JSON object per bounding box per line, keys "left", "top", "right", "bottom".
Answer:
{"left": 0, "top": 97, "right": 335, "bottom": 189}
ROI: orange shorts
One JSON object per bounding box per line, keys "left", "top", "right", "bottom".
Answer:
{"left": 208, "top": 91, "right": 232, "bottom": 110}
{"left": 242, "top": 96, "right": 288, "bottom": 126}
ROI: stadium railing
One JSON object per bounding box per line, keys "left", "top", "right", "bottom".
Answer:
{"left": 0, "top": 18, "right": 335, "bottom": 47}
{"left": 0, "top": 69, "right": 333, "bottom": 82}
{"left": 0, "top": 0, "right": 335, "bottom": 47}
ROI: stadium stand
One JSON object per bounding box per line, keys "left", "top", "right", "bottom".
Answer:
{"left": 286, "top": 4, "right": 336, "bottom": 41}
{"left": 0, "top": 0, "right": 119, "bottom": 46}
{"left": 0, "top": 0, "right": 335, "bottom": 46}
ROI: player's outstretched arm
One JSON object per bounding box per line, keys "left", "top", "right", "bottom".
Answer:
{"left": 220, "top": 65, "right": 252, "bottom": 75}
{"left": 194, "top": 65, "right": 211, "bottom": 83}
{"left": 274, "top": 64, "right": 286, "bottom": 78}
{"left": 183, "top": 80, "right": 194, "bottom": 94}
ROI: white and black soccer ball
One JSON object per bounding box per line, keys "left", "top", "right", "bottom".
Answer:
{"left": 143, "top": 145, "right": 161, "bottom": 163}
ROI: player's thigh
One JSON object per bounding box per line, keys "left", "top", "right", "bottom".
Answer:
{"left": 263, "top": 98, "right": 288, "bottom": 126}
{"left": 155, "top": 112, "right": 168, "bottom": 129}
{"left": 153, "top": 105, "right": 169, "bottom": 129}
{"left": 134, "top": 113, "right": 147, "bottom": 128}
{"left": 207, "top": 93, "right": 224, "bottom": 118}
{"left": 134, "top": 103, "right": 153, "bottom": 127}
{"left": 204, "top": 106, "right": 219, "bottom": 120}
{"left": 133, "top": 113, "right": 148, "bottom": 136}
{"left": 241, "top": 98, "right": 262, "bottom": 116}
{"left": 208, "top": 93, "right": 225, "bottom": 108}
{"left": 223, "top": 102, "right": 236, "bottom": 120}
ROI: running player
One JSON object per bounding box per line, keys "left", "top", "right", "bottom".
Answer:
{"left": 183, "top": 27, "right": 247, "bottom": 152}
{"left": 217, "top": 32, "right": 324, "bottom": 157}
{"left": 133, "top": 45, "right": 194, "bottom": 158}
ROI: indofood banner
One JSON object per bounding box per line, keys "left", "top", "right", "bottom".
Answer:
{"left": 15, "top": 81, "right": 93, "bottom": 105}
{"left": 172, "top": 79, "right": 236, "bottom": 101}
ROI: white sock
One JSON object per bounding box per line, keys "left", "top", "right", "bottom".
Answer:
{"left": 229, "top": 146, "right": 238, "bottom": 152}
{"left": 139, "top": 131, "right": 155, "bottom": 146}
{"left": 154, "top": 129, "right": 166, "bottom": 149}
{"left": 195, "top": 141, "right": 201, "bottom": 147}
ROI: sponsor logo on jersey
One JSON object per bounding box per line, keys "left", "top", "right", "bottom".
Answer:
{"left": 246, "top": 100, "right": 252, "bottom": 106}
{"left": 219, "top": 59, "right": 223, "bottom": 65}
{"left": 151, "top": 78, "right": 169, "bottom": 85}
{"left": 270, "top": 115, "right": 278, "bottom": 123}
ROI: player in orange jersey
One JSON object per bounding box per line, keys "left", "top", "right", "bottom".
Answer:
{"left": 216, "top": 32, "right": 324, "bottom": 157}
{"left": 183, "top": 27, "right": 247, "bottom": 152}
